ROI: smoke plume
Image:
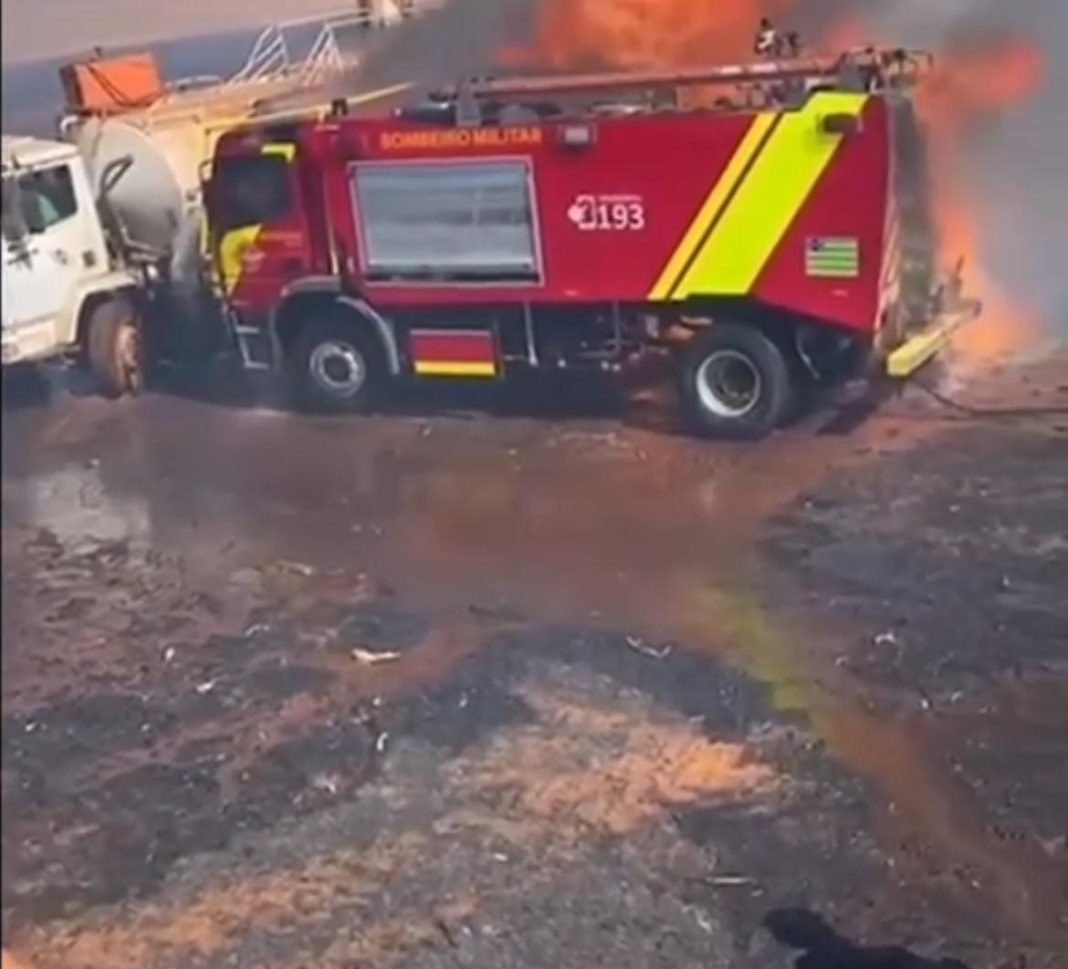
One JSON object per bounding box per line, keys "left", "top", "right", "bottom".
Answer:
{"left": 813, "top": 0, "right": 1067, "bottom": 348}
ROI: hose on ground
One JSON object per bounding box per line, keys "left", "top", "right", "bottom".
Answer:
{"left": 910, "top": 377, "right": 1068, "bottom": 419}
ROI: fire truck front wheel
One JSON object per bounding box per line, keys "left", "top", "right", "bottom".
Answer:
{"left": 288, "top": 315, "right": 385, "bottom": 414}
{"left": 678, "top": 324, "right": 794, "bottom": 440}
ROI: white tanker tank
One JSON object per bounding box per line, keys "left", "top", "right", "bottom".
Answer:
{"left": 63, "top": 91, "right": 328, "bottom": 296}
{"left": 68, "top": 109, "right": 226, "bottom": 259}
{"left": 58, "top": 87, "right": 282, "bottom": 357}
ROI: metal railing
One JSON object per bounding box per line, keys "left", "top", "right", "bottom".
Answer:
{"left": 228, "top": 0, "right": 444, "bottom": 87}
{"left": 60, "top": 1, "right": 441, "bottom": 126}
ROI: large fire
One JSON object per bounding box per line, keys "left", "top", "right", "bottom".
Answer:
{"left": 523, "top": 0, "right": 799, "bottom": 70}
{"left": 502, "top": 2, "right": 1048, "bottom": 367}
{"left": 915, "top": 37, "right": 1046, "bottom": 365}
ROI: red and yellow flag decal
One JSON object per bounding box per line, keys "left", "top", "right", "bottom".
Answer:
{"left": 650, "top": 91, "right": 868, "bottom": 301}
{"left": 410, "top": 329, "right": 497, "bottom": 377}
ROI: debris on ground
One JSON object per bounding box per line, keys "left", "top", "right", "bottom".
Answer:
{"left": 625, "top": 635, "right": 674, "bottom": 659}
{"left": 351, "top": 647, "right": 403, "bottom": 665}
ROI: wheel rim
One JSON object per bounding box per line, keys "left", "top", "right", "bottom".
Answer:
{"left": 116, "top": 321, "right": 143, "bottom": 392}
{"left": 309, "top": 340, "right": 366, "bottom": 398}
{"left": 695, "top": 349, "right": 762, "bottom": 418}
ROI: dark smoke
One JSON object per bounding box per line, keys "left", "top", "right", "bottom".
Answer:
{"left": 352, "top": 0, "right": 536, "bottom": 96}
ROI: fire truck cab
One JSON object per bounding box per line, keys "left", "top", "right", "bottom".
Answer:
{"left": 206, "top": 48, "right": 975, "bottom": 438}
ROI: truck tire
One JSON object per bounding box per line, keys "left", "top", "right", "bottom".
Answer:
{"left": 288, "top": 312, "right": 384, "bottom": 414}
{"left": 678, "top": 323, "right": 794, "bottom": 440}
{"left": 86, "top": 296, "right": 144, "bottom": 399}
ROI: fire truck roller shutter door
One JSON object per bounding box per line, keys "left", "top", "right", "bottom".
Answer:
{"left": 650, "top": 92, "right": 868, "bottom": 301}
{"left": 351, "top": 161, "right": 539, "bottom": 283}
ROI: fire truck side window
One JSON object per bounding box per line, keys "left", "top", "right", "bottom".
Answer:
{"left": 353, "top": 161, "right": 539, "bottom": 282}
{"left": 212, "top": 154, "right": 293, "bottom": 231}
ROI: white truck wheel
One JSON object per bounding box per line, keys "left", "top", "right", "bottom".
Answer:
{"left": 86, "top": 297, "right": 144, "bottom": 398}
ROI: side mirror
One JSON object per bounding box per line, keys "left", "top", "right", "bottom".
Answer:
{"left": 200, "top": 176, "right": 221, "bottom": 231}
{"left": 1, "top": 213, "right": 29, "bottom": 246}
{"left": 21, "top": 201, "right": 47, "bottom": 235}
{"left": 1, "top": 179, "right": 30, "bottom": 244}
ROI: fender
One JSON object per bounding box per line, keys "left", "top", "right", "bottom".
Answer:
{"left": 271, "top": 276, "right": 401, "bottom": 375}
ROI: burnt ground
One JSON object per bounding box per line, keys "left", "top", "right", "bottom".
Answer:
{"left": 1, "top": 358, "right": 1066, "bottom": 968}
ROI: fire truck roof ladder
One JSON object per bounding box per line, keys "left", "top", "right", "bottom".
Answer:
{"left": 454, "top": 47, "right": 931, "bottom": 101}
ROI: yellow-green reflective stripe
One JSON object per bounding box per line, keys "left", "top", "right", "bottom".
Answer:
{"left": 648, "top": 114, "right": 776, "bottom": 300}
{"left": 262, "top": 142, "right": 296, "bottom": 161}
{"left": 674, "top": 92, "right": 868, "bottom": 297}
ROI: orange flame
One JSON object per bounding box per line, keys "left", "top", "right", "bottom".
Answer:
{"left": 920, "top": 39, "right": 1045, "bottom": 131}
{"left": 511, "top": 0, "right": 800, "bottom": 70}
{"left": 817, "top": 14, "right": 868, "bottom": 54}
{"left": 916, "top": 37, "right": 1046, "bottom": 365}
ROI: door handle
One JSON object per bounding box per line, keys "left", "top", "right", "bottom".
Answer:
{"left": 5, "top": 248, "right": 39, "bottom": 264}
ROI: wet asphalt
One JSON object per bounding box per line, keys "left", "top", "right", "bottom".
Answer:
{"left": 2, "top": 360, "right": 1066, "bottom": 968}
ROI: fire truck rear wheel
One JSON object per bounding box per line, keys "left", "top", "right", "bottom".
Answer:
{"left": 85, "top": 296, "right": 145, "bottom": 399}
{"left": 678, "top": 324, "right": 794, "bottom": 440}
{"left": 289, "top": 315, "right": 384, "bottom": 414}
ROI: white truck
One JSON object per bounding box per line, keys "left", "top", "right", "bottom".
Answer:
{"left": 2, "top": 135, "right": 147, "bottom": 394}
{"left": 1, "top": 6, "right": 423, "bottom": 395}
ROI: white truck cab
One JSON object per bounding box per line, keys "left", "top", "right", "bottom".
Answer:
{"left": 2, "top": 135, "right": 144, "bottom": 395}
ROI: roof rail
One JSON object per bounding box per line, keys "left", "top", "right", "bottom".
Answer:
{"left": 227, "top": 13, "right": 368, "bottom": 87}
{"left": 452, "top": 47, "right": 932, "bottom": 101}
{"left": 227, "top": 0, "right": 445, "bottom": 87}
{"left": 60, "top": 3, "right": 441, "bottom": 123}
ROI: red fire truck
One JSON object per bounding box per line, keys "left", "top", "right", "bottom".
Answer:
{"left": 205, "top": 47, "right": 978, "bottom": 438}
